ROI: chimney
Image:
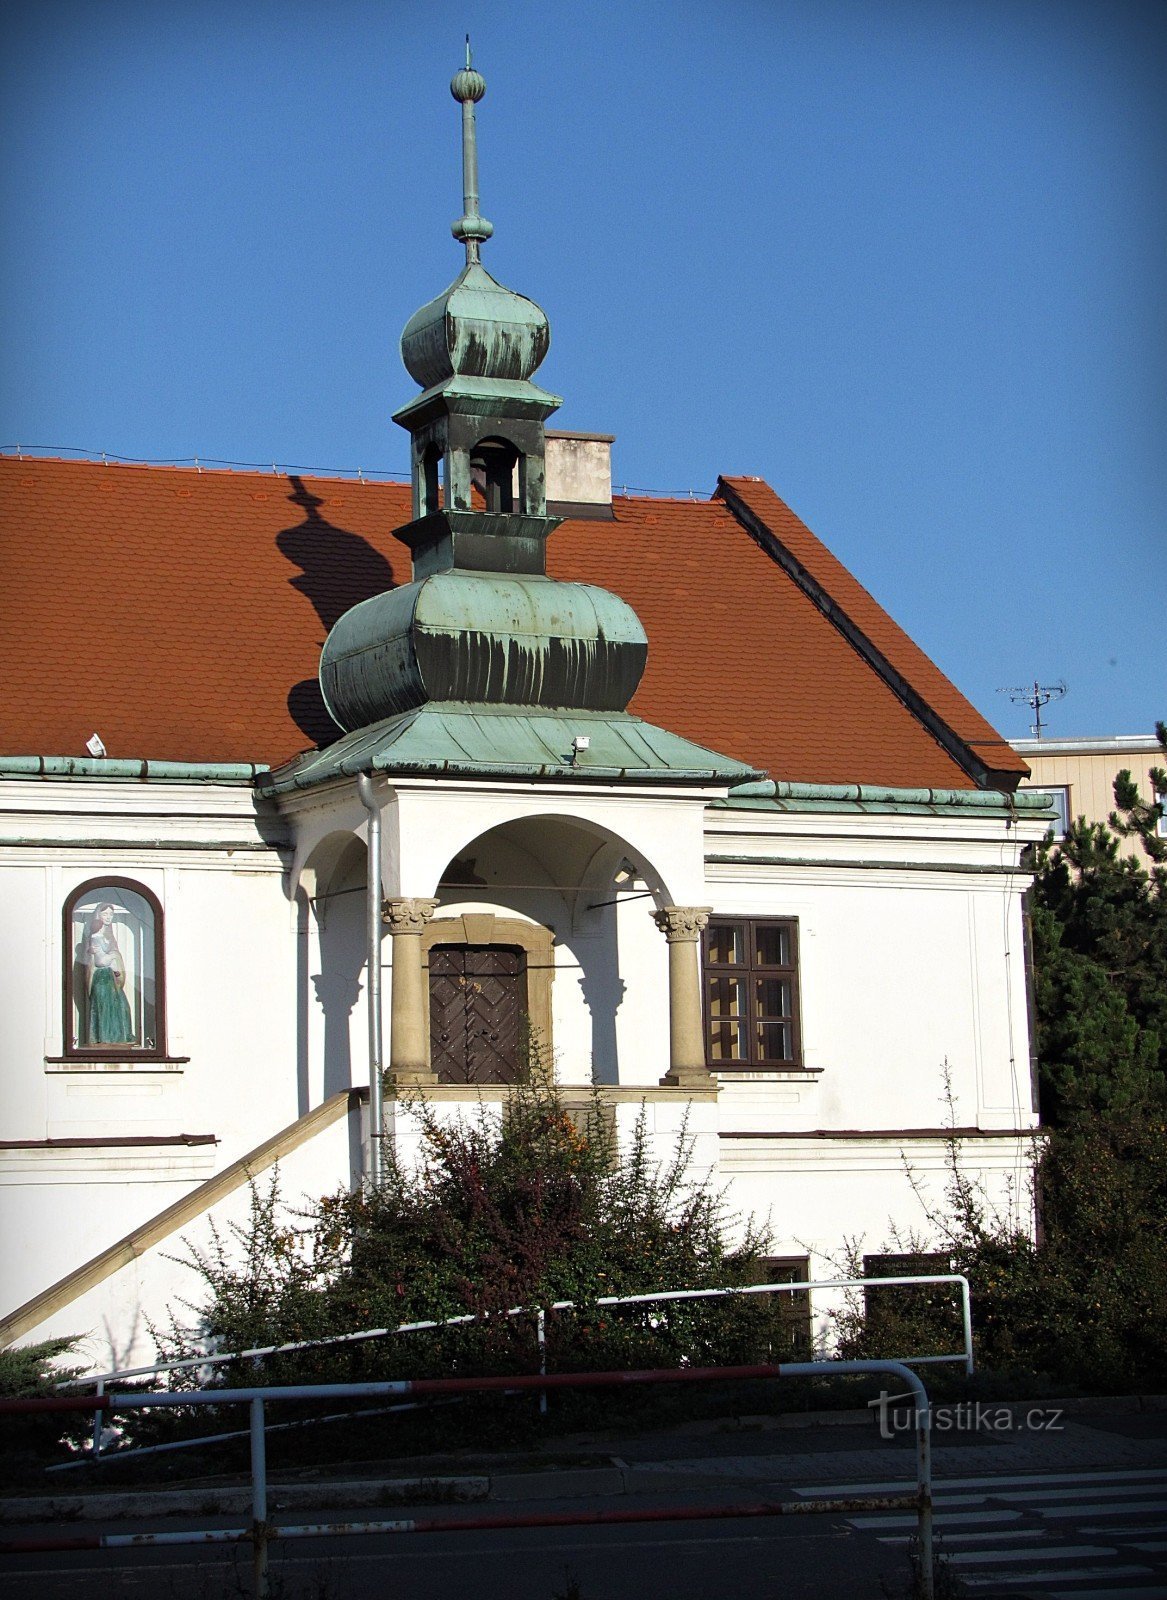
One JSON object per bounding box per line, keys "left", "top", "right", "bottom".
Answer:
{"left": 545, "top": 431, "right": 614, "bottom": 519}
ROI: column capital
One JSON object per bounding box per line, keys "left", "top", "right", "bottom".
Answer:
{"left": 652, "top": 905, "right": 712, "bottom": 944}
{"left": 382, "top": 897, "right": 440, "bottom": 936}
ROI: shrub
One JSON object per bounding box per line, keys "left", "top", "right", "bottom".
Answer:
{"left": 155, "top": 1073, "right": 777, "bottom": 1398}
{"left": 831, "top": 1105, "right": 1167, "bottom": 1392}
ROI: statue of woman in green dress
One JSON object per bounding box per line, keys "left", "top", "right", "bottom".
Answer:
{"left": 86, "top": 904, "right": 135, "bottom": 1044}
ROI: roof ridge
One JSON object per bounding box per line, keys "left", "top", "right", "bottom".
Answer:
{"left": 715, "top": 475, "right": 1027, "bottom": 790}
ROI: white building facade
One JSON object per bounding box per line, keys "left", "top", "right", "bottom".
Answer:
{"left": 0, "top": 55, "right": 1051, "bottom": 1371}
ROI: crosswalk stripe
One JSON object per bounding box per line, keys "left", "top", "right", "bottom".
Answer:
{"left": 878, "top": 1529, "right": 1043, "bottom": 1546}
{"left": 1047, "top": 1590, "right": 1167, "bottom": 1600}
{"left": 849, "top": 1510, "right": 1023, "bottom": 1529}
{"left": 795, "top": 1467, "right": 1167, "bottom": 1497}
{"left": 1037, "top": 1500, "right": 1167, "bottom": 1520}
{"left": 945, "top": 1544, "right": 1113, "bottom": 1566}
{"left": 1080, "top": 1522, "right": 1167, "bottom": 1536}
{"left": 961, "top": 1567, "right": 1152, "bottom": 1588}
{"left": 998, "top": 1483, "right": 1167, "bottom": 1503}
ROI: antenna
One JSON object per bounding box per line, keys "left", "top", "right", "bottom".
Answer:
{"left": 997, "top": 679, "right": 1067, "bottom": 738}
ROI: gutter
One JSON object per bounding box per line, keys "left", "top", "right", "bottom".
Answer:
{"left": 0, "top": 757, "right": 268, "bottom": 784}
{"left": 720, "top": 779, "right": 1055, "bottom": 815}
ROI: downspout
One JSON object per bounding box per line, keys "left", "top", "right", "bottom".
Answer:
{"left": 356, "top": 774, "right": 384, "bottom": 1187}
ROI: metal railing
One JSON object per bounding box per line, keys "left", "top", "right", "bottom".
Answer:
{"left": 59, "top": 1271, "right": 974, "bottom": 1392}
{"left": 4, "top": 1358, "right": 938, "bottom": 1600}
{"left": 51, "top": 1273, "right": 971, "bottom": 1470}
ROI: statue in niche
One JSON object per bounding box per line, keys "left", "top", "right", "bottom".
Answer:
{"left": 86, "top": 904, "right": 135, "bottom": 1044}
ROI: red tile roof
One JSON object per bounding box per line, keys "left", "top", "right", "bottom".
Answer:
{"left": 0, "top": 456, "right": 1023, "bottom": 788}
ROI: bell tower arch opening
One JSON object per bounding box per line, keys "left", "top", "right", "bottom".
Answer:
{"left": 469, "top": 435, "right": 519, "bottom": 514}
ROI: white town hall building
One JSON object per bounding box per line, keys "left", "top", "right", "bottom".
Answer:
{"left": 0, "top": 55, "right": 1051, "bottom": 1371}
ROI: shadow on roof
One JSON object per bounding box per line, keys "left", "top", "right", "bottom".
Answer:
{"left": 277, "top": 475, "right": 399, "bottom": 748}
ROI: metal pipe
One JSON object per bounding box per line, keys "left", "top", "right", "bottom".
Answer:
{"left": 250, "top": 1396, "right": 269, "bottom": 1599}
{"left": 781, "top": 1359, "right": 932, "bottom": 1600}
{"left": 0, "top": 755, "right": 265, "bottom": 783}
{"left": 17, "top": 1359, "right": 935, "bottom": 1597}
{"left": 356, "top": 773, "right": 383, "bottom": 1188}
{"left": 536, "top": 1308, "right": 547, "bottom": 1416}
{"left": 91, "top": 1378, "right": 104, "bottom": 1460}
{"left": 959, "top": 1275, "right": 975, "bottom": 1375}
{"left": 60, "top": 1274, "right": 974, "bottom": 1390}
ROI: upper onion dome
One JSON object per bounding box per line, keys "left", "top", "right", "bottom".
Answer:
{"left": 400, "top": 40, "right": 550, "bottom": 392}
{"left": 401, "top": 264, "right": 550, "bottom": 389}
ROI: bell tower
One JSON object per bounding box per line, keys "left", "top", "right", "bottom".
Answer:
{"left": 392, "top": 40, "right": 563, "bottom": 581}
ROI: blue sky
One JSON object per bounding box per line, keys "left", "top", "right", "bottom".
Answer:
{"left": 2, "top": 0, "right": 1163, "bottom": 744}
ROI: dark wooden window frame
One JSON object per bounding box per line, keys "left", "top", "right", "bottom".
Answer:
{"left": 702, "top": 916, "right": 803, "bottom": 1070}
{"left": 756, "top": 1254, "right": 813, "bottom": 1358}
{"left": 62, "top": 875, "right": 168, "bottom": 1061}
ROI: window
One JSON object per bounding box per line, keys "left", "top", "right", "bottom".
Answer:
{"left": 63, "top": 878, "right": 166, "bottom": 1057}
{"left": 703, "top": 917, "right": 802, "bottom": 1069}
{"left": 755, "top": 1255, "right": 812, "bottom": 1357}
{"left": 1044, "top": 785, "right": 1070, "bottom": 839}
{"left": 862, "top": 1251, "right": 960, "bottom": 1350}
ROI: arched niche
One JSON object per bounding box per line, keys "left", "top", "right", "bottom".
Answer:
{"left": 301, "top": 830, "right": 370, "bottom": 1096}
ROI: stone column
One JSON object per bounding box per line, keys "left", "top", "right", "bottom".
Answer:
{"left": 653, "top": 906, "right": 714, "bottom": 1089}
{"left": 383, "top": 898, "right": 440, "bottom": 1087}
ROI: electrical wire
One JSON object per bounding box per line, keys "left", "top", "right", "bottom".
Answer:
{"left": 1, "top": 445, "right": 710, "bottom": 499}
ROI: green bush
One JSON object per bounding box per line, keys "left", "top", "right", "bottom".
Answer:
{"left": 0, "top": 1336, "right": 86, "bottom": 1474}
{"left": 155, "top": 1073, "right": 777, "bottom": 1399}
{"left": 831, "top": 1105, "right": 1167, "bottom": 1393}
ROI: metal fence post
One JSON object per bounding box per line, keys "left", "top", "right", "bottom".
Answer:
{"left": 917, "top": 1392, "right": 934, "bottom": 1600}
{"left": 959, "top": 1276, "right": 974, "bottom": 1375}
{"left": 250, "top": 1395, "right": 269, "bottom": 1599}
{"left": 536, "top": 1309, "right": 547, "bottom": 1416}
{"left": 91, "top": 1379, "right": 104, "bottom": 1461}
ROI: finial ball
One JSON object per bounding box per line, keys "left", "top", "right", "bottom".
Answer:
{"left": 451, "top": 66, "right": 486, "bottom": 103}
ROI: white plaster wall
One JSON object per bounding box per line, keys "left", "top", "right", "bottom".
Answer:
{"left": 612, "top": 894, "right": 671, "bottom": 1085}
{"left": 719, "top": 1132, "right": 1036, "bottom": 1352}
{"left": 0, "top": 864, "right": 51, "bottom": 1137}
{"left": 721, "top": 1135, "right": 1036, "bottom": 1261}
{"left": 704, "top": 809, "right": 1042, "bottom": 1140}
{"left": 18, "top": 1110, "right": 358, "bottom": 1374}
{"left": 0, "top": 780, "right": 306, "bottom": 1318}
{"left": 2, "top": 775, "right": 1045, "bottom": 1370}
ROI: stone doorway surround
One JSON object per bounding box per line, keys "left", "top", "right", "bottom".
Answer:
{"left": 421, "top": 912, "right": 555, "bottom": 1079}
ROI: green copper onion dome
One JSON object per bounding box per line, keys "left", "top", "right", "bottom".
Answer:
{"left": 400, "top": 40, "right": 550, "bottom": 391}
{"left": 316, "top": 43, "right": 649, "bottom": 740}
{"left": 320, "top": 574, "right": 647, "bottom": 730}
{"left": 401, "top": 265, "right": 550, "bottom": 389}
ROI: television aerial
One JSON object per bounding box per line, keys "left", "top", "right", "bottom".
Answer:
{"left": 997, "top": 679, "right": 1067, "bottom": 738}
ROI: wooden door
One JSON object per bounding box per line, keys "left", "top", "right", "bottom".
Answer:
{"left": 429, "top": 945, "right": 527, "bottom": 1084}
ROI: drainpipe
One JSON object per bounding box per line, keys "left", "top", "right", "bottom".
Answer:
{"left": 356, "top": 774, "right": 384, "bottom": 1187}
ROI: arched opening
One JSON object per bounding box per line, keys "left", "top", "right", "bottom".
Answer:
{"left": 416, "top": 815, "right": 674, "bottom": 1088}
{"left": 469, "top": 435, "right": 520, "bottom": 514}
{"left": 420, "top": 444, "right": 443, "bottom": 515}
{"left": 303, "top": 832, "right": 370, "bottom": 1099}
